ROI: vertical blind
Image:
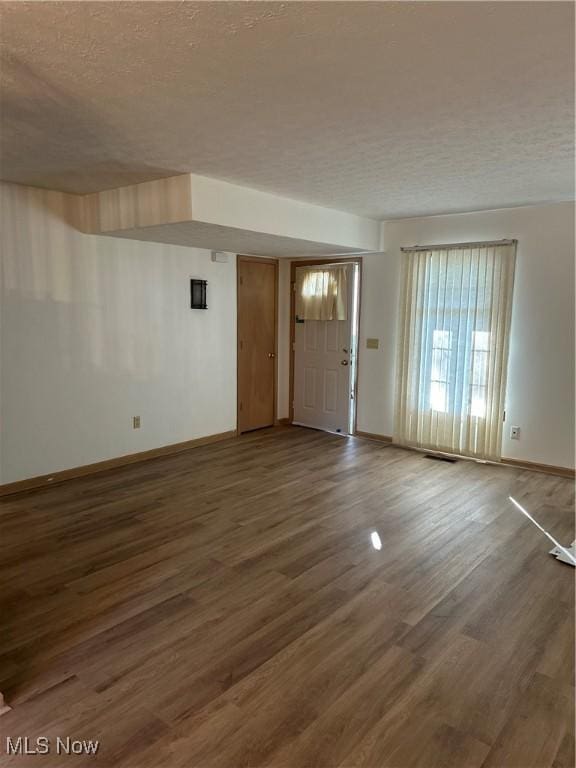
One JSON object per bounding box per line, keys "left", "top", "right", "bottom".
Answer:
{"left": 394, "top": 241, "right": 517, "bottom": 461}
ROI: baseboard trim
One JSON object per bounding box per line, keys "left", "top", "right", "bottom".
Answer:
{"left": 354, "top": 430, "right": 393, "bottom": 444}
{"left": 353, "top": 433, "right": 574, "bottom": 478}
{"left": 2, "top": 428, "right": 571, "bottom": 496}
{"left": 0, "top": 430, "right": 238, "bottom": 497}
{"left": 276, "top": 418, "right": 292, "bottom": 426}
{"left": 500, "top": 457, "right": 575, "bottom": 479}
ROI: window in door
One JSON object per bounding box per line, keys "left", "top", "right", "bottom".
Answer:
{"left": 430, "top": 329, "right": 452, "bottom": 413}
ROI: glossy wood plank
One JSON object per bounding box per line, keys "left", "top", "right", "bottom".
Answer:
{"left": 0, "top": 426, "right": 573, "bottom": 767}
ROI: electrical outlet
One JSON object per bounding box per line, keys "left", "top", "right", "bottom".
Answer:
{"left": 510, "top": 425, "right": 520, "bottom": 440}
{"left": 133, "top": 416, "right": 141, "bottom": 429}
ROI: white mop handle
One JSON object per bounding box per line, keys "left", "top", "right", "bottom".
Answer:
{"left": 509, "top": 496, "right": 576, "bottom": 566}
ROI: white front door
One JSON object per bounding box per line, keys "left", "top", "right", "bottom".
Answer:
{"left": 293, "top": 263, "right": 355, "bottom": 434}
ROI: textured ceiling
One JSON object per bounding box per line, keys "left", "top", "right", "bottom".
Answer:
{"left": 0, "top": 1, "right": 573, "bottom": 219}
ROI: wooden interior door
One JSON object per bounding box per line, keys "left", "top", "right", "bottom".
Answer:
{"left": 237, "top": 256, "right": 277, "bottom": 433}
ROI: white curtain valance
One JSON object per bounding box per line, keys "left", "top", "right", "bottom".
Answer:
{"left": 295, "top": 265, "right": 348, "bottom": 321}
{"left": 394, "top": 241, "right": 517, "bottom": 461}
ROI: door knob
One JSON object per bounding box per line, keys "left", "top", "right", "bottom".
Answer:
{"left": 341, "top": 359, "right": 349, "bottom": 366}
{"left": 268, "top": 352, "right": 276, "bottom": 358}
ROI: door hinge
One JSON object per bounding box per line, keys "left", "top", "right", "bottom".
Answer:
{"left": 239, "top": 401, "right": 243, "bottom": 411}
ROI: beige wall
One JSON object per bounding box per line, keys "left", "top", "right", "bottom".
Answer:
{"left": 1, "top": 182, "right": 237, "bottom": 484}
{"left": 357, "top": 202, "right": 575, "bottom": 469}
{"left": 2, "top": 183, "right": 573, "bottom": 482}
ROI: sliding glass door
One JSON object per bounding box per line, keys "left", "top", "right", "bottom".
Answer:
{"left": 395, "top": 241, "right": 516, "bottom": 461}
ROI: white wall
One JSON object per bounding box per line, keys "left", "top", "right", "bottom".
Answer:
{"left": 0, "top": 182, "right": 237, "bottom": 484}
{"left": 191, "top": 174, "right": 380, "bottom": 252}
{"left": 357, "top": 202, "right": 575, "bottom": 469}
{"left": 3, "top": 184, "right": 573, "bottom": 482}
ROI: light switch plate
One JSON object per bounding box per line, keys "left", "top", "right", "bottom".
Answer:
{"left": 366, "top": 338, "right": 379, "bottom": 349}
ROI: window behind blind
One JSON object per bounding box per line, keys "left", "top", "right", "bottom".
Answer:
{"left": 394, "top": 240, "right": 517, "bottom": 461}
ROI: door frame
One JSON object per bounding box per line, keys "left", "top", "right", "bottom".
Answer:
{"left": 289, "top": 256, "right": 363, "bottom": 432}
{"left": 237, "top": 254, "right": 279, "bottom": 434}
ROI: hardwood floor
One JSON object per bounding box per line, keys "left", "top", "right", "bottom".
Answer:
{"left": 0, "top": 426, "right": 573, "bottom": 767}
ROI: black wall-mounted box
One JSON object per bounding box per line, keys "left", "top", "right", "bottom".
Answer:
{"left": 190, "top": 279, "right": 208, "bottom": 309}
